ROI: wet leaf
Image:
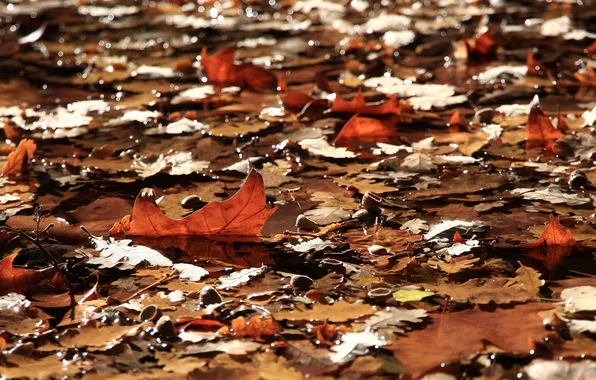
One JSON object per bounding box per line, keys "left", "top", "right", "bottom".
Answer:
{"left": 518, "top": 215, "right": 578, "bottom": 272}
{"left": 110, "top": 170, "right": 276, "bottom": 237}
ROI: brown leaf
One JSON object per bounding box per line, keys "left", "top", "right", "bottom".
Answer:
{"left": 518, "top": 214, "right": 578, "bottom": 272}
{"left": 110, "top": 170, "right": 276, "bottom": 237}
{"left": 388, "top": 302, "right": 553, "bottom": 377}
{"left": 274, "top": 300, "right": 375, "bottom": 322}
{"left": 0, "top": 253, "right": 58, "bottom": 296}
{"left": 419, "top": 264, "right": 543, "bottom": 304}
{"left": 2, "top": 139, "right": 36, "bottom": 176}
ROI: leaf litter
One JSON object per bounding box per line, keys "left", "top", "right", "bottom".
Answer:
{"left": 0, "top": 0, "right": 596, "bottom": 379}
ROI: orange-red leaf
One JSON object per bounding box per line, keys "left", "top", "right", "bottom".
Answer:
{"left": 2, "top": 138, "right": 36, "bottom": 176}
{"left": 526, "top": 50, "right": 548, "bottom": 77}
{"left": 453, "top": 231, "right": 465, "bottom": 243}
{"left": 225, "top": 315, "right": 281, "bottom": 338}
{"left": 331, "top": 89, "right": 401, "bottom": 116}
{"left": 3, "top": 120, "right": 20, "bottom": 142}
{"left": 518, "top": 215, "right": 578, "bottom": 272}
{"left": 465, "top": 30, "right": 496, "bottom": 60}
{"left": 525, "top": 97, "right": 563, "bottom": 153}
{"left": 334, "top": 114, "right": 398, "bottom": 147}
{"left": 109, "top": 169, "right": 276, "bottom": 237}
{"left": 200, "top": 46, "right": 276, "bottom": 90}
{"left": 0, "top": 253, "right": 58, "bottom": 296}
{"left": 586, "top": 40, "right": 596, "bottom": 56}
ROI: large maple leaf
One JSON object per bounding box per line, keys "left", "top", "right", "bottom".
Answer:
{"left": 0, "top": 253, "right": 59, "bottom": 296}
{"left": 200, "top": 47, "right": 276, "bottom": 90}
{"left": 2, "top": 139, "right": 36, "bottom": 176}
{"left": 518, "top": 214, "right": 578, "bottom": 272}
{"left": 526, "top": 96, "right": 564, "bottom": 153}
{"left": 334, "top": 114, "right": 398, "bottom": 147}
{"left": 331, "top": 89, "right": 401, "bottom": 115}
{"left": 109, "top": 170, "right": 276, "bottom": 237}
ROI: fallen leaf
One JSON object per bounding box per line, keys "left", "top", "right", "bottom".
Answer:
{"left": 84, "top": 237, "right": 173, "bottom": 269}
{"left": 225, "top": 315, "right": 281, "bottom": 338}
{"left": 334, "top": 115, "right": 398, "bottom": 147}
{"left": 388, "top": 302, "right": 553, "bottom": 377}
{"left": 216, "top": 266, "right": 266, "bottom": 289}
{"left": 1, "top": 139, "right": 36, "bottom": 176}
{"left": 331, "top": 89, "right": 401, "bottom": 115}
{"left": 526, "top": 96, "right": 564, "bottom": 153}
{"left": 274, "top": 300, "right": 375, "bottom": 322}
{"left": 419, "top": 264, "right": 544, "bottom": 304}
{"left": 330, "top": 331, "right": 387, "bottom": 364}
{"left": 201, "top": 46, "right": 276, "bottom": 90}
{"left": 110, "top": 170, "right": 276, "bottom": 237}
{"left": 518, "top": 215, "right": 578, "bottom": 272}
{"left": 0, "top": 252, "right": 58, "bottom": 296}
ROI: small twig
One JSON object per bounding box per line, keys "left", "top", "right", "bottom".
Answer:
{"left": 284, "top": 230, "right": 320, "bottom": 238}
{"left": 120, "top": 270, "right": 177, "bottom": 303}
{"left": 568, "top": 270, "right": 596, "bottom": 278}
{"left": 1, "top": 227, "right": 60, "bottom": 267}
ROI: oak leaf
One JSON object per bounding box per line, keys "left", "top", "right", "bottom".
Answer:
{"left": 518, "top": 214, "right": 578, "bottom": 272}
{"left": 274, "top": 300, "right": 375, "bottom": 322}
{"left": 334, "top": 114, "right": 398, "bottom": 147}
{"left": 2, "top": 139, "right": 36, "bottom": 176}
{"left": 331, "top": 89, "right": 401, "bottom": 115}
{"left": 200, "top": 47, "right": 276, "bottom": 90}
{"left": 388, "top": 303, "right": 553, "bottom": 377}
{"left": 109, "top": 170, "right": 276, "bottom": 237}
{"left": 0, "top": 253, "right": 59, "bottom": 296}
{"left": 526, "top": 96, "right": 564, "bottom": 152}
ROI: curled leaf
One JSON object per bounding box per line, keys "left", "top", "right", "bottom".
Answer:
{"left": 0, "top": 253, "right": 59, "bottom": 296}
{"left": 2, "top": 139, "right": 36, "bottom": 176}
